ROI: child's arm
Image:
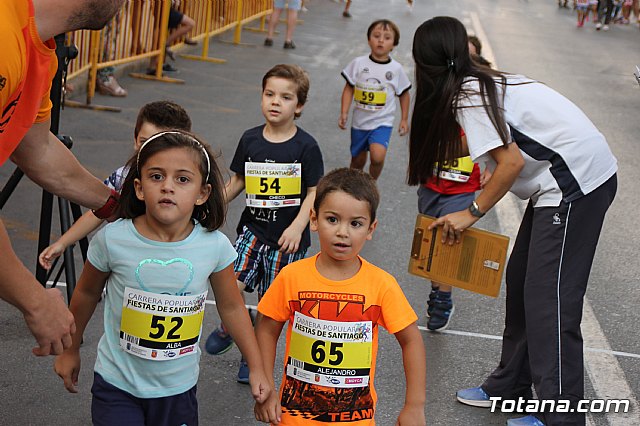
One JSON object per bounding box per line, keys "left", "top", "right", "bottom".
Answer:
{"left": 398, "top": 90, "right": 411, "bottom": 136}
{"left": 224, "top": 173, "right": 246, "bottom": 204}
{"left": 39, "top": 211, "right": 105, "bottom": 270}
{"left": 210, "top": 264, "right": 271, "bottom": 403}
{"left": 338, "top": 83, "right": 354, "bottom": 129}
{"left": 278, "top": 186, "right": 316, "bottom": 254}
{"left": 394, "top": 323, "right": 426, "bottom": 425}
{"left": 254, "top": 314, "right": 285, "bottom": 424}
{"left": 54, "top": 261, "right": 110, "bottom": 393}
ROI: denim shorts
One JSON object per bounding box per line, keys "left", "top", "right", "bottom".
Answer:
{"left": 350, "top": 126, "right": 393, "bottom": 157}
{"left": 417, "top": 186, "right": 475, "bottom": 218}
{"left": 91, "top": 372, "right": 198, "bottom": 426}
{"left": 274, "top": 0, "right": 302, "bottom": 10}
{"left": 234, "top": 226, "right": 306, "bottom": 296}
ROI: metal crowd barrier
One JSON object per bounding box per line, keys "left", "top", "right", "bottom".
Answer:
{"left": 65, "top": 0, "right": 273, "bottom": 108}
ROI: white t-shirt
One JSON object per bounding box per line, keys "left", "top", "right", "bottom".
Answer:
{"left": 342, "top": 55, "right": 411, "bottom": 130}
{"left": 456, "top": 75, "right": 617, "bottom": 207}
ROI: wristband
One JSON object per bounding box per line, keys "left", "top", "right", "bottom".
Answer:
{"left": 92, "top": 189, "right": 120, "bottom": 220}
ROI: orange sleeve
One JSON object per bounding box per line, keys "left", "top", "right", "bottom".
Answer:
{"left": 377, "top": 274, "right": 418, "bottom": 335}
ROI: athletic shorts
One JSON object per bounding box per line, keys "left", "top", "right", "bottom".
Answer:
{"left": 417, "top": 186, "right": 476, "bottom": 218}
{"left": 350, "top": 126, "right": 393, "bottom": 157}
{"left": 91, "top": 373, "right": 198, "bottom": 426}
{"left": 169, "top": 9, "right": 184, "bottom": 29}
{"left": 234, "top": 226, "right": 306, "bottom": 296}
{"left": 576, "top": 4, "right": 588, "bottom": 10}
{"left": 274, "top": 0, "right": 302, "bottom": 10}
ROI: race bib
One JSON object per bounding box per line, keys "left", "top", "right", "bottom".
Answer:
{"left": 354, "top": 82, "right": 387, "bottom": 111}
{"left": 245, "top": 162, "right": 302, "bottom": 208}
{"left": 434, "top": 156, "right": 475, "bottom": 182}
{"left": 119, "top": 288, "right": 207, "bottom": 361}
{"left": 286, "top": 312, "right": 372, "bottom": 388}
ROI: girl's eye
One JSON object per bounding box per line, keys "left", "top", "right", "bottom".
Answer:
{"left": 327, "top": 217, "right": 337, "bottom": 224}
{"left": 178, "top": 176, "right": 190, "bottom": 183}
{"left": 150, "top": 173, "right": 163, "bottom": 181}
{"left": 351, "top": 221, "right": 363, "bottom": 228}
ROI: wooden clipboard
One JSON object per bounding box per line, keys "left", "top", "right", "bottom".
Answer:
{"left": 408, "top": 214, "right": 509, "bottom": 297}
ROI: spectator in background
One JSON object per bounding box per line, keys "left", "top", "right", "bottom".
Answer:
{"left": 264, "top": 0, "right": 301, "bottom": 49}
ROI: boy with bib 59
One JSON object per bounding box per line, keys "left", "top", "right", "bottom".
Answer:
{"left": 338, "top": 19, "right": 411, "bottom": 180}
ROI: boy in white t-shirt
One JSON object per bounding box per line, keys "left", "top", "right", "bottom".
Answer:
{"left": 338, "top": 19, "right": 411, "bottom": 180}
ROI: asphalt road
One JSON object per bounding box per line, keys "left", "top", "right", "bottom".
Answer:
{"left": 0, "top": 0, "right": 638, "bottom": 424}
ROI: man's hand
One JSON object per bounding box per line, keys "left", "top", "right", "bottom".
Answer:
{"left": 23, "top": 288, "right": 76, "bottom": 356}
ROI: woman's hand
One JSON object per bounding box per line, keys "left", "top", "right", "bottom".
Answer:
{"left": 429, "top": 209, "right": 479, "bottom": 245}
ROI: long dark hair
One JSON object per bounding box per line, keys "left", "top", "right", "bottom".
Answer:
{"left": 407, "top": 16, "right": 511, "bottom": 186}
{"left": 118, "top": 131, "right": 226, "bottom": 231}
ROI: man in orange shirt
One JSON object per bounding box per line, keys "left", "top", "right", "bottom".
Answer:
{"left": 0, "top": 0, "right": 124, "bottom": 357}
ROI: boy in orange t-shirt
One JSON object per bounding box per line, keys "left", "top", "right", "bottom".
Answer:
{"left": 254, "top": 168, "right": 426, "bottom": 425}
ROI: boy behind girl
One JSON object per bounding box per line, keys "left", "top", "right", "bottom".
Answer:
{"left": 254, "top": 168, "right": 426, "bottom": 425}
{"left": 39, "top": 101, "right": 192, "bottom": 269}
{"left": 205, "top": 64, "right": 324, "bottom": 384}
{"left": 338, "top": 19, "right": 411, "bottom": 180}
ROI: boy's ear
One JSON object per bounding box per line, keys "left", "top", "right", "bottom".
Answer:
{"left": 196, "top": 184, "right": 212, "bottom": 205}
{"left": 366, "top": 218, "right": 378, "bottom": 240}
{"left": 310, "top": 208, "right": 318, "bottom": 232}
{"left": 134, "top": 178, "right": 144, "bottom": 201}
{"left": 295, "top": 103, "right": 304, "bottom": 116}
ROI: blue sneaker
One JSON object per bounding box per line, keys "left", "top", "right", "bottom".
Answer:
{"left": 205, "top": 326, "right": 233, "bottom": 355}
{"left": 456, "top": 386, "right": 492, "bottom": 408}
{"left": 237, "top": 358, "right": 250, "bottom": 384}
{"left": 506, "top": 416, "right": 545, "bottom": 426}
{"left": 426, "top": 288, "right": 439, "bottom": 318}
{"left": 427, "top": 296, "right": 454, "bottom": 331}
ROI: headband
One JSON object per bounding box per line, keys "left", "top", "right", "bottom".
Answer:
{"left": 137, "top": 131, "right": 211, "bottom": 182}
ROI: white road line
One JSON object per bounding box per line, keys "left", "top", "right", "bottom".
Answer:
{"left": 468, "top": 11, "right": 638, "bottom": 423}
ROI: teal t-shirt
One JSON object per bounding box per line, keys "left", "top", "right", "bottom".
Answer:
{"left": 87, "top": 219, "right": 237, "bottom": 398}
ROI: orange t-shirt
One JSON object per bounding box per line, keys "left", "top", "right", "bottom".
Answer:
{"left": 258, "top": 254, "right": 418, "bottom": 425}
{"left": 0, "top": 0, "right": 57, "bottom": 165}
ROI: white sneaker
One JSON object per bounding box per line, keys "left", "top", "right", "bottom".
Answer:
{"left": 596, "top": 22, "right": 602, "bottom": 30}
{"left": 603, "top": 24, "right": 609, "bottom": 31}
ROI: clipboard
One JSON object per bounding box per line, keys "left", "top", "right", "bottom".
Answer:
{"left": 408, "top": 214, "right": 509, "bottom": 297}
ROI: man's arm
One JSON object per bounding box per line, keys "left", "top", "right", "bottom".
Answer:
{"left": 9, "top": 119, "right": 111, "bottom": 210}
{"left": 0, "top": 219, "right": 75, "bottom": 356}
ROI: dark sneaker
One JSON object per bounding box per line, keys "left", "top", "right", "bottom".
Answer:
{"left": 456, "top": 386, "right": 492, "bottom": 408}
{"left": 343, "top": 11, "right": 352, "bottom": 17}
{"left": 237, "top": 358, "right": 250, "bottom": 384}
{"left": 507, "top": 416, "right": 545, "bottom": 426}
{"left": 205, "top": 326, "right": 234, "bottom": 355}
{"left": 283, "top": 40, "right": 296, "bottom": 49}
{"left": 426, "top": 288, "right": 439, "bottom": 318}
{"left": 162, "top": 63, "right": 179, "bottom": 72}
{"left": 264, "top": 38, "right": 273, "bottom": 46}
{"left": 427, "top": 296, "right": 454, "bottom": 331}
